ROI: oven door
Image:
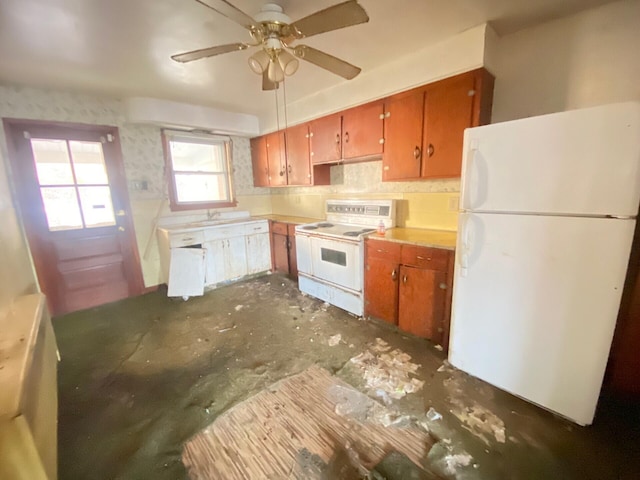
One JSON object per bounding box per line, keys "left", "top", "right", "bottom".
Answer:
{"left": 310, "top": 236, "right": 362, "bottom": 292}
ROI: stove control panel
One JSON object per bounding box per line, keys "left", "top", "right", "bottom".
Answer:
{"left": 327, "top": 204, "right": 390, "bottom": 217}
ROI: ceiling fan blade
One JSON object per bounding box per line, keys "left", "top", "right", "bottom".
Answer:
{"left": 195, "top": 0, "right": 260, "bottom": 30}
{"left": 285, "top": 0, "right": 369, "bottom": 39}
{"left": 293, "top": 45, "right": 361, "bottom": 80}
{"left": 262, "top": 70, "right": 279, "bottom": 91}
{"left": 172, "top": 43, "right": 250, "bottom": 63}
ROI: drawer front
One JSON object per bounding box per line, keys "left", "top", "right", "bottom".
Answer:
{"left": 401, "top": 245, "right": 449, "bottom": 271}
{"left": 271, "top": 221, "right": 288, "bottom": 235}
{"left": 366, "top": 239, "right": 402, "bottom": 262}
{"left": 245, "top": 221, "right": 269, "bottom": 235}
{"left": 204, "top": 224, "right": 246, "bottom": 241}
{"left": 169, "top": 231, "right": 204, "bottom": 247}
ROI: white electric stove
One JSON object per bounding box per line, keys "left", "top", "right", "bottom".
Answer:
{"left": 295, "top": 199, "right": 397, "bottom": 316}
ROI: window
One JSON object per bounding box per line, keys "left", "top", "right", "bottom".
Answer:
{"left": 163, "top": 131, "right": 236, "bottom": 210}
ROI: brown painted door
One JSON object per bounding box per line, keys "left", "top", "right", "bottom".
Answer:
{"left": 342, "top": 101, "right": 384, "bottom": 159}
{"left": 309, "top": 114, "right": 342, "bottom": 164}
{"left": 284, "top": 124, "right": 311, "bottom": 186}
{"left": 287, "top": 224, "right": 298, "bottom": 279}
{"left": 422, "top": 72, "right": 476, "bottom": 178}
{"left": 4, "top": 120, "right": 144, "bottom": 316}
{"left": 398, "top": 265, "right": 446, "bottom": 340}
{"left": 250, "top": 136, "right": 269, "bottom": 187}
{"left": 266, "top": 131, "right": 287, "bottom": 186}
{"left": 365, "top": 256, "right": 399, "bottom": 324}
{"left": 382, "top": 91, "right": 424, "bottom": 180}
{"left": 272, "top": 232, "right": 289, "bottom": 274}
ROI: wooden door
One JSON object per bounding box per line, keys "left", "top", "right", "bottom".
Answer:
{"left": 382, "top": 91, "right": 424, "bottom": 180}
{"left": 398, "top": 265, "right": 446, "bottom": 340}
{"left": 272, "top": 231, "right": 289, "bottom": 274}
{"left": 422, "top": 72, "right": 476, "bottom": 178}
{"left": 4, "top": 120, "right": 144, "bottom": 315}
{"left": 309, "top": 114, "right": 342, "bottom": 164}
{"left": 342, "top": 101, "right": 384, "bottom": 159}
{"left": 284, "top": 124, "right": 312, "bottom": 186}
{"left": 365, "top": 257, "right": 399, "bottom": 324}
{"left": 223, "top": 237, "right": 248, "bottom": 280}
{"left": 287, "top": 224, "right": 298, "bottom": 278}
{"left": 250, "top": 136, "right": 270, "bottom": 187}
{"left": 246, "top": 233, "right": 271, "bottom": 274}
{"left": 266, "top": 131, "right": 287, "bottom": 186}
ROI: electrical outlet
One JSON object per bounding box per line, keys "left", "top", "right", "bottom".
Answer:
{"left": 448, "top": 196, "right": 459, "bottom": 211}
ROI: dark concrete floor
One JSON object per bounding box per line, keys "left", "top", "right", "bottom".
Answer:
{"left": 53, "top": 274, "right": 640, "bottom": 479}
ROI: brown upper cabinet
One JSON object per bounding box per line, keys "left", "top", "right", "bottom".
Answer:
{"left": 250, "top": 136, "right": 269, "bottom": 187}
{"left": 309, "top": 103, "right": 385, "bottom": 165}
{"left": 250, "top": 68, "right": 494, "bottom": 186}
{"left": 383, "top": 68, "right": 494, "bottom": 181}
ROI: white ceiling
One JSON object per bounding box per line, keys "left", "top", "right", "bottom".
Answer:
{"left": 0, "top": 0, "right": 617, "bottom": 117}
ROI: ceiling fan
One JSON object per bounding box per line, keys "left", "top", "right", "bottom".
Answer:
{"left": 172, "top": 0, "right": 369, "bottom": 91}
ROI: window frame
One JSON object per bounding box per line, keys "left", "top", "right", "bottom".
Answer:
{"left": 162, "top": 130, "right": 237, "bottom": 211}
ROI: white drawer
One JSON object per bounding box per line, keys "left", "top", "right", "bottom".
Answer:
{"left": 204, "top": 223, "right": 246, "bottom": 241}
{"left": 244, "top": 220, "right": 269, "bottom": 235}
{"left": 169, "top": 231, "right": 204, "bottom": 247}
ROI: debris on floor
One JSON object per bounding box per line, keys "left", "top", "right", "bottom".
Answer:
{"left": 328, "top": 333, "right": 342, "bottom": 346}
{"left": 182, "top": 366, "right": 434, "bottom": 479}
{"left": 349, "top": 338, "right": 424, "bottom": 404}
{"left": 426, "top": 407, "right": 443, "bottom": 422}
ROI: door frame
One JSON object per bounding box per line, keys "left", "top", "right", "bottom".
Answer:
{"left": 2, "top": 118, "right": 145, "bottom": 313}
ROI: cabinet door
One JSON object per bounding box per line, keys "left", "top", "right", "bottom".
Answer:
{"left": 342, "top": 101, "right": 384, "bottom": 159}
{"left": 246, "top": 232, "right": 271, "bottom": 274}
{"left": 204, "top": 239, "right": 226, "bottom": 285}
{"left": 287, "top": 224, "right": 298, "bottom": 278}
{"left": 309, "top": 114, "right": 342, "bottom": 164}
{"left": 365, "top": 256, "right": 400, "bottom": 324}
{"left": 422, "top": 72, "right": 476, "bottom": 178}
{"left": 223, "top": 237, "right": 248, "bottom": 280}
{"left": 272, "top": 232, "right": 289, "bottom": 274}
{"left": 266, "top": 131, "right": 287, "bottom": 186}
{"left": 398, "top": 265, "right": 446, "bottom": 340}
{"left": 285, "top": 123, "right": 312, "bottom": 186}
{"left": 250, "top": 136, "right": 270, "bottom": 187}
{"left": 382, "top": 91, "right": 424, "bottom": 180}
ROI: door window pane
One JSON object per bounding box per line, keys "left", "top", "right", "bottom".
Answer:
{"left": 70, "top": 141, "right": 109, "bottom": 184}
{"left": 31, "top": 139, "right": 74, "bottom": 185}
{"left": 78, "top": 186, "right": 116, "bottom": 227}
{"left": 174, "top": 173, "right": 228, "bottom": 202}
{"left": 40, "top": 187, "right": 83, "bottom": 231}
{"left": 170, "top": 140, "right": 225, "bottom": 172}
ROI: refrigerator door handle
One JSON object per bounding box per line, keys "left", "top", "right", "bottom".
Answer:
{"left": 458, "top": 214, "right": 471, "bottom": 277}
{"left": 462, "top": 147, "right": 488, "bottom": 210}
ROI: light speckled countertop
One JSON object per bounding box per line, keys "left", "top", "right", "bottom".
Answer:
{"left": 367, "top": 228, "right": 457, "bottom": 250}
{"left": 257, "top": 214, "right": 321, "bottom": 225}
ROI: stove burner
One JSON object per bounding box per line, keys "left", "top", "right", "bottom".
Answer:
{"left": 302, "top": 225, "right": 318, "bottom": 230}
{"left": 317, "top": 222, "right": 334, "bottom": 228}
{"left": 343, "top": 229, "right": 375, "bottom": 237}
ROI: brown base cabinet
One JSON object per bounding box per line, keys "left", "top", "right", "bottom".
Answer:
{"left": 365, "top": 238, "right": 454, "bottom": 349}
{"left": 270, "top": 221, "right": 298, "bottom": 279}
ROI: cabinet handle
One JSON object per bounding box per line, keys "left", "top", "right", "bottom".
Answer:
{"left": 182, "top": 237, "right": 193, "bottom": 242}
{"left": 279, "top": 168, "right": 285, "bottom": 176}
{"left": 439, "top": 282, "right": 447, "bottom": 290}
{"left": 344, "top": 131, "right": 349, "bottom": 143}
{"left": 403, "top": 274, "right": 407, "bottom": 284}
{"left": 336, "top": 133, "right": 340, "bottom": 144}
{"left": 391, "top": 269, "right": 397, "bottom": 281}
{"left": 413, "top": 146, "right": 421, "bottom": 160}
{"left": 416, "top": 255, "right": 431, "bottom": 261}
{"left": 288, "top": 164, "right": 292, "bottom": 174}
{"left": 427, "top": 143, "right": 434, "bottom": 157}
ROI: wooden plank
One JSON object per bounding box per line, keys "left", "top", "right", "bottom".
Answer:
{"left": 183, "top": 366, "right": 435, "bottom": 479}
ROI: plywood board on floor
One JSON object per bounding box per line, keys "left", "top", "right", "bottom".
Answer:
{"left": 182, "top": 365, "right": 435, "bottom": 479}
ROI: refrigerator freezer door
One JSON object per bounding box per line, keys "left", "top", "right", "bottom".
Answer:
{"left": 450, "top": 212, "right": 635, "bottom": 425}
{"left": 461, "top": 102, "right": 640, "bottom": 217}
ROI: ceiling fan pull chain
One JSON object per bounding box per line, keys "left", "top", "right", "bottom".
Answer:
{"left": 282, "top": 77, "right": 289, "bottom": 131}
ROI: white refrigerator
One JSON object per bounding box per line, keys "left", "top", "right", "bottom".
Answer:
{"left": 449, "top": 102, "right": 640, "bottom": 426}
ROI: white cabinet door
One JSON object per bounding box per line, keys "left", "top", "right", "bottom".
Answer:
{"left": 204, "top": 240, "right": 225, "bottom": 286}
{"left": 167, "top": 248, "right": 206, "bottom": 297}
{"left": 223, "top": 237, "right": 248, "bottom": 281}
{"left": 246, "top": 232, "right": 271, "bottom": 274}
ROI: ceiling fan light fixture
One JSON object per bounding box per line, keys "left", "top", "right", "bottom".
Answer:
{"left": 248, "top": 49, "right": 270, "bottom": 75}
{"left": 267, "top": 58, "right": 285, "bottom": 83}
{"left": 278, "top": 49, "right": 299, "bottom": 76}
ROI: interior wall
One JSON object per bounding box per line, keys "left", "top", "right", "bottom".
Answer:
{"left": 0, "top": 85, "right": 272, "bottom": 288}
{"left": 0, "top": 147, "right": 38, "bottom": 318}
{"left": 489, "top": 0, "right": 640, "bottom": 122}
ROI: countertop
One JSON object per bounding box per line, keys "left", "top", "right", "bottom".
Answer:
{"left": 367, "top": 227, "right": 457, "bottom": 251}
{"left": 257, "top": 214, "right": 321, "bottom": 225}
